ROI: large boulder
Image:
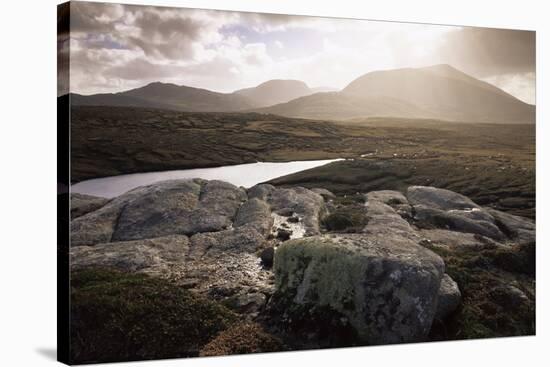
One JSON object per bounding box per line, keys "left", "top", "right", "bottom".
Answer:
{"left": 272, "top": 233, "right": 445, "bottom": 344}
{"left": 70, "top": 180, "right": 199, "bottom": 246}
{"left": 407, "top": 186, "right": 480, "bottom": 211}
{"left": 113, "top": 180, "right": 246, "bottom": 241}
{"left": 71, "top": 179, "right": 248, "bottom": 245}
{"left": 413, "top": 205, "right": 505, "bottom": 240}
{"left": 407, "top": 186, "right": 505, "bottom": 240}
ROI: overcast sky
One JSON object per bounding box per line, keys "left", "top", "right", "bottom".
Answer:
{"left": 60, "top": 2, "right": 535, "bottom": 104}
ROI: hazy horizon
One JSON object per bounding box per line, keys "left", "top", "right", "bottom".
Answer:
{"left": 60, "top": 2, "right": 536, "bottom": 104}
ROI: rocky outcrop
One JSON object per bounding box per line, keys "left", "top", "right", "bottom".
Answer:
{"left": 407, "top": 186, "right": 505, "bottom": 240}
{"left": 71, "top": 193, "right": 109, "bottom": 219}
{"left": 113, "top": 180, "right": 247, "bottom": 241}
{"left": 69, "top": 179, "right": 328, "bottom": 313}
{"left": 70, "top": 235, "right": 189, "bottom": 274}
{"left": 272, "top": 233, "right": 445, "bottom": 344}
{"left": 407, "top": 186, "right": 480, "bottom": 211}
{"left": 69, "top": 179, "right": 535, "bottom": 346}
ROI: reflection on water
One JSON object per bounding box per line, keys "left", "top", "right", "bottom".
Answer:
{"left": 71, "top": 159, "right": 342, "bottom": 198}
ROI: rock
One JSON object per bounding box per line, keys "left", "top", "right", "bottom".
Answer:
{"left": 267, "top": 187, "right": 326, "bottom": 236}
{"left": 363, "top": 196, "right": 418, "bottom": 241}
{"left": 71, "top": 180, "right": 199, "bottom": 246}
{"left": 71, "top": 179, "right": 251, "bottom": 245}
{"left": 260, "top": 247, "right": 275, "bottom": 268}
{"left": 419, "top": 229, "right": 503, "bottom": 250}
{"left": 276, "top": 228, "right": 292, "bottom": 241}
{"left": 70, "top": 200, "right": 124, "bottom": 246}
{"left": 70, "top": 235, "right": 189, "bottom": 274}
{"left": 113, "top": 180, "right": 246, "bottom": 241}
{"left": 407, "top": 186, "right": 480, "bottom": 211}
{"left": 199, "top": 180, "right": 248, "bottom": 218}
{"left": 71, "top": 193, "right": 109, "bottom": 218}
{"left": 366, "top": 190, "right": 412, "bottom": 219}
{"left": 247, "top": 184, "right": 275, "bottom": 201}
{"left": 287, "top": 216, "right": 300, "bottom": 223}
{"left": 367, "top": 190, "right": 408, "bottom": 205}
{"left": 224, "top": 292, "right": 267, "bottom": 314}
{"left": 112, "top": 180, "right": 202, "bottom": 241}
{"left": 413, "top": 205, "right": 504, "bottom": 240}
{"left": 273, "top": 233, "right": 445, "bottom": 344}
{"left": 486, "top": 208, "right": 535, "bottom": 243}
{"left": 170, "top": 252, "right": 275, "bottom": 304}
{"left": 311, "top": 188, "right": 336, "bottom": 199}
{"left": 189, "top": 226, "right": 266, "bottom": 259}
{"left": 234, "top": 198, "right": 273, "bottom": 236}
{"left": 435, "top": 274, "right": 461, "bottom": 320}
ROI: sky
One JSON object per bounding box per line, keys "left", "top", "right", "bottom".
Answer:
{"left": 59, "top": 2, "right": 536, "bottom": 104}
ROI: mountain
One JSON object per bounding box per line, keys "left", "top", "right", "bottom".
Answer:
{"left": 255, "top": 65, "right": 535, "bottom": 123}
{"left": 233, "top": 79, "right": 312, "bottom": 107}
{"left": 71, "top": 82, "right": 255, "bottom": 112}
{"left": 310, "top": 86, "right": 339, "bottom": 93}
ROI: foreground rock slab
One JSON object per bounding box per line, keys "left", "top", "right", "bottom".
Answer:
{"left": 272, "top": 233, "right": 445, "bottom": 344}
{"left": 71, "top": 193, "right": 109, "bottom": 219}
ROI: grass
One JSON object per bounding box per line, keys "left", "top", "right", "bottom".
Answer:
{"left": 322, "top": 205, "right": 368, "bottom": 232}
{"left": 70, "top": 267, "right": 238, "bottom": 364}
{"left": 71, "top": 106, "right": 534, "bottom": 219}
{"left": 199, "top": 323, "right": 284, "bottom": 357}
{"left": 423, "top": 242, "right": 535, "bottom": 340}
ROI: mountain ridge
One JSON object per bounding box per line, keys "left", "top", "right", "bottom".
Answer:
{"left": 70, "top": 65, "right": 534, "bottom": 123}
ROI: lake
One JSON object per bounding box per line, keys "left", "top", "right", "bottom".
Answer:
{"left": 71, "top": 159, "right": 342, "bottom": 198}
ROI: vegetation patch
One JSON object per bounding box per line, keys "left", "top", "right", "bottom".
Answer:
{"left": 322, "top": 199, "right": 368, "bottom": 233}
{"left": 70, "top": 267, "right": 238, "bottom": 364}
{"left": 199, "top": 323, "right": 285, "bottom": 357}
{"left": 423, "top": 243, "right": 535, "bottom": 340}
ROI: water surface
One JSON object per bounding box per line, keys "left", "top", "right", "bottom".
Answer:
{"left": 71, "top": 159, "right": 342, "bottom": 198}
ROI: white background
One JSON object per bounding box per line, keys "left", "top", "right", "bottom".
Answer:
{"left": 0, "top": 0, "right": 547, "bottom": 366}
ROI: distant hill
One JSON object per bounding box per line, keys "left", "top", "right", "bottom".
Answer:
{"left": 310, "top": 86, "right": 339, "bottom": 93}
{"left": 255, "top": 65, "right": 535, "bottom": 123}
{"left": 233, "top": 79, "right": 312, "bottom": 107}
{"left": 71, "top": 82, "right": 255, "bottom": 112}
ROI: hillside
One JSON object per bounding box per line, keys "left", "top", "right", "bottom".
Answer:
{"left": 71, "top": 82, "right": 255, "bottom": 112}
{"left": 234, "top": 79, "right": 312, "bottom": 107}
{"left": 255, "top": 65, "right": 535, "bottom": 123}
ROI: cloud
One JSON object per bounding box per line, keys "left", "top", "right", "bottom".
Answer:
{"left": 437, "top": 27, "right": 535, "bottom": 77}
{"left": 483, "top": 72, "right": 535, "bottom": 104}
{"left": 65, "top": 2, "right": 535, "bottom": 102}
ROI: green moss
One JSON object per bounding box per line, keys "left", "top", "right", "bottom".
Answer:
{"left": 70, "top": 267, "right": 238, "bottom": 364}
